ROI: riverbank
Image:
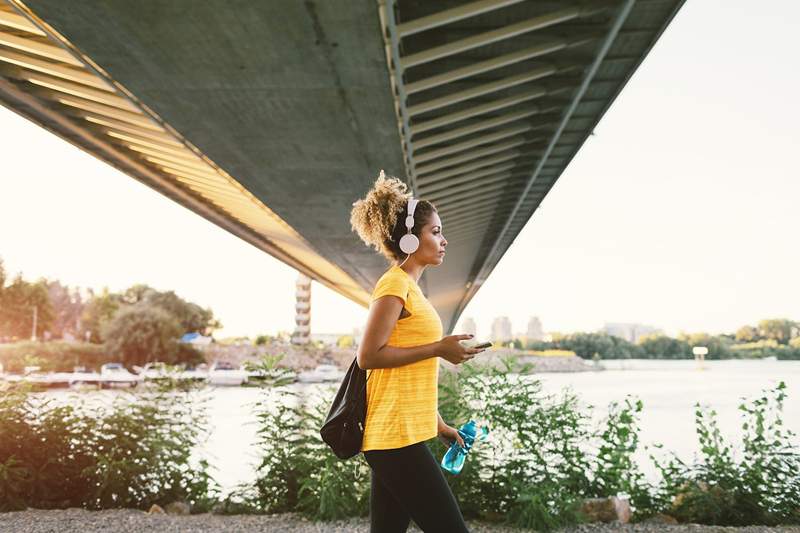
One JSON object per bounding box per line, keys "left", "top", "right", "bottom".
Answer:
{"left": 1, "top": 509, "right": 798, "bottom": 533}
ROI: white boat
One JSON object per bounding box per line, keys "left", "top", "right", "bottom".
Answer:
{"left": 26, "top": 371, "right": 73, "bottom": 389}
{"left": 208, "top": 361, "right": 248, "bottom": 386}
{"left": 297, "top": 364, "right": 345, "bottom": 384}
{"left": 762, "top": 355, "right": 778, "bottom": 362}
{"left": 99, "top": 363, "right": 140, "bottom": 388}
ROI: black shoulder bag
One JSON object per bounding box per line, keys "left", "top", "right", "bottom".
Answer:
{"left": 320, "top": 357, "right": 372, "bottom": 459}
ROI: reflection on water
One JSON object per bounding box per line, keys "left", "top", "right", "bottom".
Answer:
{"left": 37, "top": 359, "right": 800, "bottom": 493}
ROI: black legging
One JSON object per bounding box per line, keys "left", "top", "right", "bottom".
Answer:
{"left": 363, "top": 441, "right": 470, "bottom": 533}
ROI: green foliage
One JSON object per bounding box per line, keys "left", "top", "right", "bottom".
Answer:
{"left": 0, "top": 274, "right": 54, "bottom": 341}
{"left": 0, "top": 378, "right": 216, "bottom": 511}
{"left": 757, "top": 319, "right": 797, "bottom": 345}
{"left": 133, "top": 286, "right": 221, "bottom": 335}
{"left": 221, "top": 355, "right": 370, "bottom": 519}
{"left": 648, "top": 382, "right": 800, "bottom": 525}
{"left": 729, "top": 340, "right": 800, "bottom": 360}
{"left": 102, "top": 305, "right": 183, "bottom": 367}
{"left": 45, "top": 281, "right": 85, "bottom": 340}
{"left": 336, "top": 335, "right": 354, "bottom": 348}
{"left": 638, "top": 334, "right": 692, "bottom": 359}
{"left": 677, "top": 333, "right": 735, "bottom": 359}
{"left": 81, "top": 288, "right": 122, "bottom": 343}
{"left": 0, "top": 341, "right": 106, "bottom": 373}
{"left": 540, "top": 332, "right": 643, "bottom": 359}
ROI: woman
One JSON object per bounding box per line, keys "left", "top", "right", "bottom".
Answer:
{"left": 350, "top": 171, "right": 486, "bottom": 532}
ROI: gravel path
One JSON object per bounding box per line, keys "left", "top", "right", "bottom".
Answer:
{"left": 1, "top": 509, "right": 798, "bottom": 533}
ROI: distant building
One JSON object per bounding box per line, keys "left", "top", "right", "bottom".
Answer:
{"left": 526, "top": 316, "right": 544, "bottom": 341}
{"left": 292, "top": 273, "right": 311, "bottom": 344}
{"left": 491, "top": 316, "right": 513, "bottom": 343}
{"left": 602, "top": 322, "right": 660, "bottom": 343}
{"left": 461, "top": 317, "right": 477, "bottom": 337}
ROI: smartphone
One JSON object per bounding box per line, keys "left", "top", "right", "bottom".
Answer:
{"left": 474, "top": 341, "right": 492, "bottom": 350}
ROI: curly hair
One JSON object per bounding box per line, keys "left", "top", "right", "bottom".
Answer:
{"left": 350, "top": 170, "right": 437, "bottom": 264}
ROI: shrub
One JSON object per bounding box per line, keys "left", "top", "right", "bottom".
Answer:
{"left": 0, "top": 341, "right": 106, "bottom": 373}
{"left": 649, "top": 382, "right": 800, "bottom": 525}
{"left": 0, "top": 378, "right": 216, "bottom": 511}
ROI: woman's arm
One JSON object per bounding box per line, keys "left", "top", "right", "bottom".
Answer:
{"left": 356, "top": 295, "right": 483, "bottom": 370}
{"left": 357, "top": 295, "right": 439, "bottom": 369}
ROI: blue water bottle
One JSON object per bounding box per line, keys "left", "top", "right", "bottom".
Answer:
{"left": 441, "top": 420, "right": 489, "bottom": 475}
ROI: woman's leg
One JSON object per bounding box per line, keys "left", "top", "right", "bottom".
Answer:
{"left": 364, "top": 442, "right": 469, "bottom": 533}
{"left": 369, "top": 467, "right": 412, "bottom": 533}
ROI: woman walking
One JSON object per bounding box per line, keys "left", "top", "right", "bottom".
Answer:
{"left": 350, "top": 171, "right": 486, "bottom": 533}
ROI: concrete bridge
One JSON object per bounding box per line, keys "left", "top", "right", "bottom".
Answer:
{"left": 0, "top": 0, "right": 683, "bottom": 332}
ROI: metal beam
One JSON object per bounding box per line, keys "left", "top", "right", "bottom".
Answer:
{"left": 0, "top": 9, "right": 45, "bottom": 35}
{"left": 431, "top": 175, "right": 519, "bottom": 204}
{"left": 415, "top": 108, "right": 555, "bottom": 149}
{"left": 408, "top": 64, "right": 562, "bottom": 116}
{"left": 411, "top": 86, "right": 565, "bottom": 134}
{"left": 397, "top": 0, "right": 526, "bottom": 37}
{"left": 414, "top": 150, "right": 524, "bottom": 181}
{"left": 406, "top": 36, "right": 594, "bottom": 94}
{"left": 379, "top": 0, "right": 417, "bottom": 192}
{"left": 432, "top": 176, "right": 527, "bottom": 207}
{"left": 416, "top": 137, "right": 530, "bottom": 176}
{"left": 437, "top": 183, "right": 524, "bottom": 211}
{"left": 426, "top": 171, "right": 520, "bottom": 200}
{"left": 76, "top": 111, "right": 174, "bottom": 137}
{"left": 0, "top": 47, "right": 111, "bottom": 89}
{"left": 419, "top": 163, "right": 518, "bottom": 194}
{"left": 439, "top": 198, "right": 517, "bottom": 221}
{"left": 0, "top": 29, "right": 82, "bottom": 65}
{"left": 415, "top": 126, "right": 543, "bottom": 163}
{"left": 458, "top": 0, "right": 637, "bottom": 322}
{"left": 400, "top": 5, "right": 598, "bottom": 69}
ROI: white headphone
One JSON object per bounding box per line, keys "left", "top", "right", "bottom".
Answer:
{"left": 398, "top": 197, "right": 419, "bottom": 255}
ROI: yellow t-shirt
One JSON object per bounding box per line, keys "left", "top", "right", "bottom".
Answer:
{"left": 361, "top": 265, "right": 444, "bottom": 451}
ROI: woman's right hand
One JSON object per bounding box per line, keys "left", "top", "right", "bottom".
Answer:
{"left": 437, "top": 334, "right": 485, "bottom": 365}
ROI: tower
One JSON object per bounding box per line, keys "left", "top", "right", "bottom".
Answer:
{"left": 292, "top": 273, "right": 311, "bottom": 345}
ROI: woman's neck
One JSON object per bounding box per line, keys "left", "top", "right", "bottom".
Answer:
{"left": 397, "top": 260, "right": 425, "bottom": 284}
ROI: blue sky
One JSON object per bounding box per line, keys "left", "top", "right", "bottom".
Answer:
{"left": 1, "top": 0, "right": 798, "bottom": 340}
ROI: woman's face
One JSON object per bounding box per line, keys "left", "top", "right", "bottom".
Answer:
{"left": 416, "top": 211, "right": 447, "bottom": 266}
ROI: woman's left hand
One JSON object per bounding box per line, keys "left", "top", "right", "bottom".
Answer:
{"left": 438, "top": 424, "right": 465, "bottom": 449}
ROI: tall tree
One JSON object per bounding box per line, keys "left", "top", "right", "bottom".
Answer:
{"left": 758, "top": 319, "right": 796, "bottom": 345}
{"left": 102, "top": 304, "right": 182, "bottom": 367}
{"left": 141, "top": 289, "right": 221, "bottom": 334}
{"left": 0, "top": 275, "right": 54, "bottom": 341}
{"left": 81, "top": 288, "right": 122, "bottom": 343}
{"left": 47, "top": 281, "right": 85, "bottom": 339}
{"left": 735, "top": 325, "right": 759, "bottom": 343}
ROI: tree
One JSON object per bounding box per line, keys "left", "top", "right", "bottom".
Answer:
{"left": 81, "top": 288, "right": 122, "bottom": 343}
{"left": 47, "top": 281, "right": 85, "bottom": 339}
{"left": 638, "top": 334, "right": 691, "bottom": 359}
{"left": 678, "top": 332, "right": 733, "bottom": 359}
{"left": 557, "top": 332, "right": 615, "bottom": 359}
{"left": 139, "top": 289, "right": 221, "bottom": 335}
{"left": 757, "top": 319, "right": 796, "bottom": 345}
{"left": 0, "top": 274, "right": 54, "bottom": 341}
{"left": 102, "top": 305, "right": 182, "bottom": 367}
{"left": 735, "top": 325, "right": 759, "bottom": 343}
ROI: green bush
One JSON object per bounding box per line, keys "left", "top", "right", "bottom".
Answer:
{"left": 0, "top": 378, "right": 216, "bottom": 511}
{"left": 648, "top": 381, "right": 800, "bottom": 525}
{"left": 0, "top": 341, "right": 107, "bottom": 373}
{"left": 235, "top": 355, "right": 651, "bottom": 530}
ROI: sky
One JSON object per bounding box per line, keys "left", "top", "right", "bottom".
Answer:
{"left": 1, "top": 0, "right": 798, "bottom": 341}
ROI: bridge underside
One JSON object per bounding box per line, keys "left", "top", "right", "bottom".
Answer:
{"left": 0, "top": 0, "right": 683, "bottom": 332}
